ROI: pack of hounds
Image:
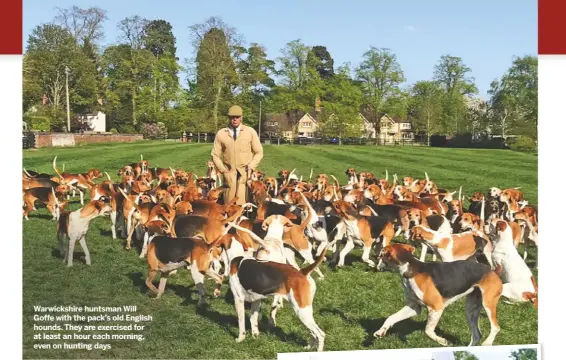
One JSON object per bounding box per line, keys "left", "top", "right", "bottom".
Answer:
{"left": 22, "top": 155, "right": 538, "bottom": 352}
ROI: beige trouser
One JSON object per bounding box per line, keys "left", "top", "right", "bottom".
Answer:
{"left": 223, "top": 170, "right": 248, "bottom": 205}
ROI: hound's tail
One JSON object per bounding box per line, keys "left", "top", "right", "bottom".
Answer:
{"left": 300, "top": 237, "right": 339, "bottom": 276}
{"left": 301, "top": 242, "right": 330, "bottom": 276}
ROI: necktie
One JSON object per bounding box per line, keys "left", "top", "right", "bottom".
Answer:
{"left": 233, "top": 128, "right": 237, "bottom": 140}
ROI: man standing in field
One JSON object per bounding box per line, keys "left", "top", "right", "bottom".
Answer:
{"left": 211, "top": 105, "right": 263, "bottom": 205}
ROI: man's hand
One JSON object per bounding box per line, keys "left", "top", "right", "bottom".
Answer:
{"left": 245, "top": 165, "right": 253, "bottom": 178}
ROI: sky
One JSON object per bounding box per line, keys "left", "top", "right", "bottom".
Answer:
{"left": 22, "top": 0, "right": 537, "bottom": 99}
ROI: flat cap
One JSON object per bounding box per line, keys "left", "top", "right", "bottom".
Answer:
{"left": 228, "top": 105, "right": 243, "bottom": 117}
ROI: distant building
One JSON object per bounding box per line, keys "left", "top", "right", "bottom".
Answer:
{"left": 76, "top": 111, "right": 107, "bottom": 132}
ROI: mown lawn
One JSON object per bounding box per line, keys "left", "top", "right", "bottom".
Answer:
{"left": 22, "top": 141, "right": 538, "bottom": 359}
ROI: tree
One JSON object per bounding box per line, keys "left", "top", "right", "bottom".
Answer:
{"left": 141, "top": 20, "right": 181, "bottom": 118}
{"left": 115, "top": 15, "right": 153, "bottom": 125}
{"left": 453, "top": 350, "right": 479, "bottom": 360}
{"left": 509, "top": 348, "right": 537, "bottom": 360}
{"left": 409, "top": 80, "right": 444, "bottom": 145}
{"left": 355, "top": 47, "right": 405, "bottom": 134}
{"left": 53, "top": 6, "right": 108, "bottom": 106}
{"left": 234, "top": 43, "right": 276, "bottom": 127}
{"left": 433, "top": 55, "right": 478, "bottom": 134}
{"left": 277, "top": 39, "right": 311, "bottom": 91}
{"left": 267, "top": 39, "right": 324, "bottom": 116}
{"left": 53, "top": 6, "right": 108, "bottom": 46}
{"left": 488, "top": 55, "right": 537, "bottom": 142}
{"left": 143, "top": 19, "right": 177, "bottom": 58}
{"left": 307, "top": 45, "right": 334, "bottom": 79}
{"left": 190, "top": 17, "right": 239, "bottom": 131}
{"left": 319, "top": 64, "right": 363, "bottom": 142}
{"left": 101, "top": 44, "right": 136, "bottom": 131}
{"left": 465, "top": 97, "right": 491, "bottom": 140}
{"left": 24, "top": 24, "right": 97, "bottom": 129}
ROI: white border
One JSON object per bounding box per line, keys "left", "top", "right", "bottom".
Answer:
{"left": 277, "top": 344, "right": 541, "bottom": 360}
{"left": 537, "top": 55, "right": 565, "bottom": 360}
{"left": 0, "top": 55, "right": 23, "bottom": 357}
{"left": 7, "top": 51, "right": 557, "bottom": 359}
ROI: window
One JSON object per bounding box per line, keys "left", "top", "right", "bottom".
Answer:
{"left": 302, "top": 122, "right": 312, "bottom": 128}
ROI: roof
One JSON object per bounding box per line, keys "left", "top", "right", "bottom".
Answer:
{"left": 377, "top": 112, "right": 411, "bottom": 124}
{"left": 300, "top": 112, "right": 318, "bottom": 123}
{"left": 263, "top": 112, "right": 301, "bottom": 132}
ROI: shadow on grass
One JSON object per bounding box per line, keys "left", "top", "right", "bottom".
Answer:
{"left": 128, "top": 271, "right": 199, "bottom": 305}
{"left": 320, "top": 308, "right": 350, "bottom": 322}
{"left": 195, "top": 303, "right": 309, "bottom": 347}
{"left": 30, "top": 214, "right": 57, "bottom": 220}
{"left": 359, "top": 317, "right": 460, "bottom": 347}
{"left": 50, "top": 248, "right": 91, "bottom": 265}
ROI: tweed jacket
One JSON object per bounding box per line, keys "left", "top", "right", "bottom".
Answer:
{"left": 211, "top": 125, "right": 264, "bottom": 176}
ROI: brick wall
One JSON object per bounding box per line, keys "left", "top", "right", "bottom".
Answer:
{"left": 33, "top": 133, "right": 144, "bottom": 148}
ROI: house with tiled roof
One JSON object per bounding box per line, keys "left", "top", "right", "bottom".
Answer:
{"left": 262, "top": 98, "right": 379, "bottom": 140}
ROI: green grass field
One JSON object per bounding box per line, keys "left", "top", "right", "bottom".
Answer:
{"left": 22, "top": 142, "right": 538, "bottom": 359}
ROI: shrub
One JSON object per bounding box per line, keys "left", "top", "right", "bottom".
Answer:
{"left": 168, "top": 131, "right": 182, "bottom": 139}
{"left": 141, "top": 122, "right": 168, "bottom": 140}
{"left": 509, "top": 136, "right": 537, "bottom": 152}
{"left": 24, "top": 115, "right": 50, "bottom": 132}
{"left": 109, "top": 128, "right": 119, "bottom": 134}
{"left": 118, "top": 124, "right": 137, "bottom": 134}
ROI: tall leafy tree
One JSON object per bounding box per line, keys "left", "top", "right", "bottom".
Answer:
{"left": 488, "top": 55, "right": 537, "bottom": 141}
{"left": 408, "top": 80, "right": 444, "bottom": 145}
{"left": 23, "top": 24, "right": 97, "bottom": 129}
{"left": 143, "top": 19, "right": 177, "bottom": 58}
{"left": 115, "top": 15, "right": 153, "bottom": 125}
{"left": 433, "top": 54, "right": 478, "bottom": 134}
{"left": 142, "top": 19, "right": 181, "bottom": 117}
{"left": 319, "top": 64, "right": 363, "bottom": 142}
{"left": 190, "top": 17, "right": 239, "bottom": 131}
{"left": 307, "top": 45, "right": 334, "bottom": 79}
{"left": 465, "top": 97, "right": 491, "bottom": 140}
{"left": 234, "top": 43, "right": 276, "bottom": 127}
{"left": 101, "top": 44, "right": 136, "bottom": 131}
{"left": 266, "top": 40, "right": 323, "bottom": 117}
{"left": 355, "top": 47, "right": 405, "bottom": 133}
{"left": 277, "top": 39, "right": 311, "bottom": 91}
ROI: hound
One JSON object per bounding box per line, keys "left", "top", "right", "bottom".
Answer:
{"left": 57, "top": 196, "right": 112, "bottom": 267}
{"left": 228, "top": 245, "right": 329, "bottom": 351}
{"left": 375, "top": 244, "right": 503, "bottom": 346}
{"left": 488, "top": 220, "right": 538, "bottom": 307}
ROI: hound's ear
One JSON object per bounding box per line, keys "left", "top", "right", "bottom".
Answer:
{"left": 402, "top": 244, "right": 416, "bottom": 254}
